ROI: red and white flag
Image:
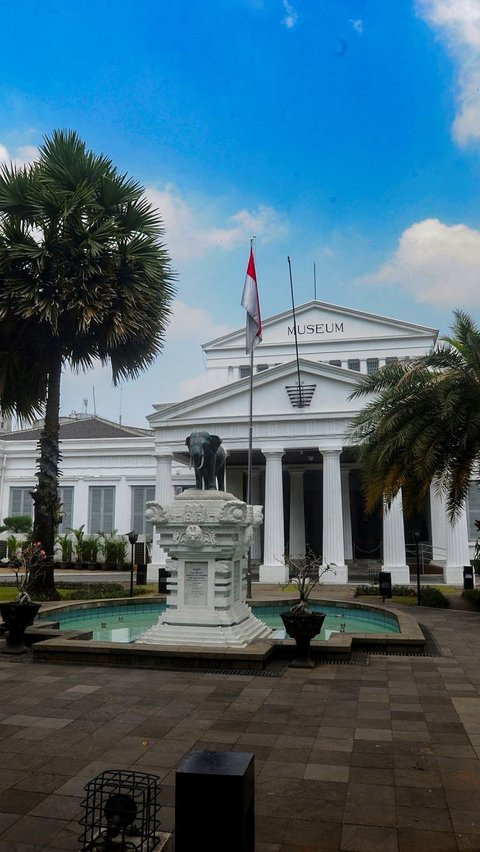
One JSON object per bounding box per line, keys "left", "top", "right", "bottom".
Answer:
{"left": 241, "top": 247, "right": 262, "bottom": 353}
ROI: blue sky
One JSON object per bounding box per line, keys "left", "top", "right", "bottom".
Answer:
{"left": 1, "top": 0, "right": 480, "bottom": 424}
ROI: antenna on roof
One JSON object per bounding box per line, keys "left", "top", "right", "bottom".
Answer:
{"left": 119, "top": 384, "right": 123, "bottom": 426}
{"left": 313, "top": 262, "right": 317, "bottom": 300}
{"left": 92, "top": 387, "right": 97, "bottom": 416}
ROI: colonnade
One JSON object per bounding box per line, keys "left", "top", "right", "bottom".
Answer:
{"left": 151, "top": 445, "right": 472, "bottom": 585}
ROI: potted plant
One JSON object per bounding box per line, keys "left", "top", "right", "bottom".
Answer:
{"left": 69, "top": 525, "right": 86, "bottom": 564}
{"left": 115, "top": 537, "right": 127, "bottom": 567}
{"left": 99, "top": 531, "right": 119, "bottom": 568}
{"left": 56, "top": 532, "right": 73, "bottom": 567}
{"left": 88, "top": 535, "right": 100, "bottom": 568}
{"left": 280, "top": 548, "right": 335, "bottom": 667}
{"left": 0, "top": 540, "right": 44, "bottom": 653}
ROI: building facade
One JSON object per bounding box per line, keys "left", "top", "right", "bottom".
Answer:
{"left": 0, "top": 300, "right": 476, "bottom": 584}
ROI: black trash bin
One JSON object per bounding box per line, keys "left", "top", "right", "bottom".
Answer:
{"left": 175, "top": 750, "right": 255, "bottom": 852}
{"left": 136, "top": 564, "right": 147, "bottom": 585}
{"left": 463, "top": 565, "right": 475, "bottom": 590}
{"left": 379, "top": 570, "right": 392, "bottom": 599}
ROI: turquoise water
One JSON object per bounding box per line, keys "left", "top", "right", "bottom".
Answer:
{"left": 39, "top": 601, "right": 400, "bottom": 643}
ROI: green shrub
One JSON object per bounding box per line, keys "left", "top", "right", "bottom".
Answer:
{"left": 355, "top": 585, "right": 378, "bottom": 596}
{"left": 59, "top": 583, "right": 127, "bottom": 600}
{"left": 355, "top": 584, "right": 414, "bottom": 597}
{"left": 419, "top": 586, "right": 450, "bottom": 608}
{"left": 355, "top": 583, "right": 450, "bottom": 607}
{"left": 2, "top": 515, "right": 33, "bottom": 533}
{"left": 462, "top": 589, "right": 480, "bottom": 608}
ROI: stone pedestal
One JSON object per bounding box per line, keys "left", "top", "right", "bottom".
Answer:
{"left": 141, "top": 491, "right": 271, "bottom": 647}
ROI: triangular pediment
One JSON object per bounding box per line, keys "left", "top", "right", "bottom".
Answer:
{"left": 148, "top": 359, "right": 364, "bottom": 425}
{"left": 203, "top": 300, "right": 438, "bottom": 352}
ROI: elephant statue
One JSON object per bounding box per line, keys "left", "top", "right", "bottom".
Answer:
{"left": 186, "top": 431, "right": 226, "bottom": 491}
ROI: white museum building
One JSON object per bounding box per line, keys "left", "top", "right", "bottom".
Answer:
{"left": 0, "top": 300, "right": 477, "bottom": 586}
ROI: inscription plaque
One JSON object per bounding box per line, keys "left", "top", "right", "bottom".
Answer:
{"left": 185, "top": 562, "right": 208, "bottom": 606}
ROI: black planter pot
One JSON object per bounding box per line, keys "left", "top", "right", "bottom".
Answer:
{"left": 280, "top": 610, "right": 326, "bottom": 667}
{"left": 0, "top": 602, "right": 41, "bottom": 654}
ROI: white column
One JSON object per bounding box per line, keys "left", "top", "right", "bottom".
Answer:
{"left": 321, "top": 449, "right": 348, "bottom": 583}
{"left": 259, "top": 448, "right": 287, "bottom": 583}
{"left": 445, "top": 503, "right": 470, "bottom": 585}
{"left": 155, "top": 447, "right": 174, "bottom": 504}
{"left": 150, "top": 447, "right": 174, "bottom": 576}
{"left": 289, "top": 470, "right": 305, "bottom": 557}
{"left": 251, "top": 469, "right": 262, "bottom": 561}
{"left": 382, "top": 492, "right": 409, "bottom": 584}
{"left": 73, "top": 479, "right": 89, "bottom": 531}
{"left": 430, "top": 482, "right": 447, "bottom": 563}
{"left": 341, "top": 468, "right": 353, "bottom": 562}
{"left": 116, "top": 476, "right": 130, "bottom": 536}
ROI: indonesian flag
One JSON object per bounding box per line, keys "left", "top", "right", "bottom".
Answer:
{"left": 241, "top": 247, "right": 262, "bottom": 353}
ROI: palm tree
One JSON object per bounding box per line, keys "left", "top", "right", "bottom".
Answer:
{"left": 349, "top": 310, "right": 480, "bottom": 524}
{"left": 0, "top": 130, "right": 175, "bottom": 598}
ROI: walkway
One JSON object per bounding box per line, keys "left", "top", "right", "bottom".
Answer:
{"left": 1, "top": 589, "right": 480, "bottom": 850}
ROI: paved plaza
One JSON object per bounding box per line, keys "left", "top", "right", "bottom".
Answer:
{"left": 1, "top": 590, "right": 480, "bottom": 851}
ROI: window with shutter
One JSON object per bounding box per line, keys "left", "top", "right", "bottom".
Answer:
{"left": 58, "top": 487, "right": 74, "bottom": 532}
{"left": 89, "top": 486, "right": 115, "bottom": 534}
{"left": 9, "top": 487, "right": 34, "bottom": 517}
{"left": 131, "top": 486, "right": 155, "bottom": 535}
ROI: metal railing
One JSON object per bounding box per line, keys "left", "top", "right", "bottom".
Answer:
{"left": 404, "top": 542, "right": 446, "bottom": 574}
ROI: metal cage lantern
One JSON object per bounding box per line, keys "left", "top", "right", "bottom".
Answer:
{"left": 79, "top": 770, "right": 161, "bottom": 852}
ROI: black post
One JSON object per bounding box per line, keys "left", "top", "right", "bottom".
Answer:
{"left": 413, "top": 530, "right": 421, "bottom": 606}
{"left": 128, "top": 530, "right": 138, "bottom": 598}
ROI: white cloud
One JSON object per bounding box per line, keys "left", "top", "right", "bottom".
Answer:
{"left": 167, "top": 300, "right": 232, "bottom": 342}
{"left": 147, "top": 184, "right": 288, "bottom": 261}
{"left": 0, "top": 142, "right": 38, "bottom": 167}
{"left": 417, "top": 0, "right": 480, "bottom": 145}
{"left": 350, "top": 18, "right": 364, "bottom": 34}
{"left": 363, "top": 217, "right": 480, "bottom": 306}
{"left": 281, "top": 0, "right": 298, "bottom": 29}
{"left": 179, "top": 371, "right": 223, "bottom": 399}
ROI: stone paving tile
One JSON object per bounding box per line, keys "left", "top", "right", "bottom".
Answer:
{"left": 397, "top": 827, "right": 459, "bottom": 851}
{"left": 0, "top": 815, "right": 70, "bottom": 849}
{"left": 0, "top": 813, "right": 21, "bottom": 834}
{"left": 343, "top": 801, "right": 397, "bottom": 828}
{"left": 340, "top": 824, "right": 398, "bottom": 852}
{"left": 3, "top": 603, "right": 480, "bottom": 849}
{"left": 284, "top": 819, "right": 343, "bottom": 849}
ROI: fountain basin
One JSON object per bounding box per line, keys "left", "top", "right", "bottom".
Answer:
{"left": 30, "top": 597, "right": 424, "bottom": 671}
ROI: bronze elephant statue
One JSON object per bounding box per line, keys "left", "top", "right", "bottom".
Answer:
{"left": 186, "top": 431, "right": 226, "bottom": 491}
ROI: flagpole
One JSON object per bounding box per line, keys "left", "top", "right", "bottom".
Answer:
{"left": 241, "top": 235, "right": 261, "bottom": 599}
{"left": 288, "top": 256, "right": 303, "bottom": 408}
{"left": 246, "top": 238, "right": 255, "bottom": 599}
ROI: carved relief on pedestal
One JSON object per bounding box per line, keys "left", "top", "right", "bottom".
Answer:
{"left": 145, "top": 502, "right": 167, "bottom": 524}
{"left": 219, "top": 501, "right": 247, "bottom": 523}
{"left": 146, "top": 497, "right": 263, "bottom": 532}
{"left": 172, "top": 525, "right": 216, "bottom": 546}
{"left": 181, "top": 503, "right": 208, "bottom": 523}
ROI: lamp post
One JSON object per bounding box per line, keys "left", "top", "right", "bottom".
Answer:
{"left": 413, "top": 530, "right": 422, "bottom": 606}
{"left": 128, "top": 530, "right": 138, "bottom": 598}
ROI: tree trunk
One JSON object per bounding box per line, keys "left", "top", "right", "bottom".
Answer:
{"left": 29, "top": 346, "right": 62, "bottom": 600}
